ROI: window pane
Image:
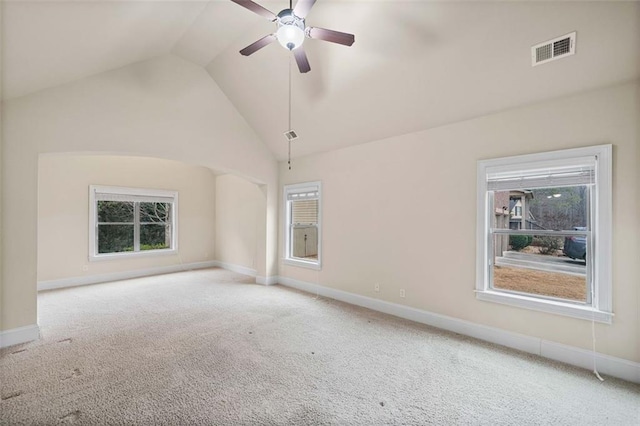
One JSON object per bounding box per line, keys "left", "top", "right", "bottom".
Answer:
{"left": 493, "top": 186, "right": 589, "bottom": 231}
{"left": 98, "top": 201, "right": 134, "bottom": 223}
{"left": 140, "top": 224, "right": 170, "bottom": 251}
{"left": 491, "top": 233, "right": 587, "bottom": 303}
{"left": 291, "top": 225, "right": 318, "bottom": 260}
{"left": 98, "top": 224, "right": 134, "bottom": 253}
{"left": 139, "top": 202, "right": 171, "bottom": 223}
{"left": 528, "top": 186, "right": 589, "bottom": 230}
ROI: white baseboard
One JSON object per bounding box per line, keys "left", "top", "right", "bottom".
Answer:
{"left": 211, "top": 260, "right": 257, "bottom": 278}
{"left": 276, "top": 275, "right": 640, "bottom": 384}
{"left": 540, "top": 340, "right": 640, "bottom": 384}
{"left": 202, "top": 261, "right": 277, "bottom": 285}
{"left": 38, "top": 261, "right": 219, "bottom": 291}
{"left": 256, "top": 275, "right": 278, "bottom": 286}
{"left": 0, "top": 324, "right": 40, "bottom": 348}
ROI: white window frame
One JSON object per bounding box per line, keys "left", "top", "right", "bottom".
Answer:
{"left": 476, "top": 145, "right": 612, "bottom": 323}
{"left": 283, "top": 181, "right": 322, "bottom": 270}
{"left": 89, "top": 185, "right": 178, "bottom": 261}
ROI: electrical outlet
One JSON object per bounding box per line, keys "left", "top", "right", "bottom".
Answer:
{"left": 400, "top": 289, "right": 406, "bottom": 298}
{"left": 374, "top": 283, "right": 380, "bottom": 292}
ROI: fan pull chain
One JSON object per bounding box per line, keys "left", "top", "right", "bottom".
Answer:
{"left": 288, "top": 52, "right": 292, "bottom": 170}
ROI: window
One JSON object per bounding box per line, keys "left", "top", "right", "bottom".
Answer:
{"left": 89, "top": 186, "right": 178, "bottom": 260}
{"left": 476, "top": 145, "right": 612, "bottom": 323}
{"left": 284, "top": 181, "right": 321, "bottom": 269}
{"left": 514, "top": 205, "right": 522, "bottom": 218}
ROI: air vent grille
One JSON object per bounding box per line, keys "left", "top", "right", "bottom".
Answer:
{"left": 532, "top": 32, "right": 576, "bottom": 66}
{"left": 536, "top": 44, "right": 552, "bottom": 63}
{"left": 284, "top": 130, "right": 298, "bottom": 141}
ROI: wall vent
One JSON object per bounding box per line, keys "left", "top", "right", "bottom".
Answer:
{"left": 531, "top": 32, "right": 576, "bottom": 66}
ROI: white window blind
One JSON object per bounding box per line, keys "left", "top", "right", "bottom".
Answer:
{"left": 487, "top": 158, "right": 596, "bottom": 191}
{"left": 93, "top": 187, "right": 176, "bottom": 204}
{"left": 292, "top": 199, "right": 318, "bottom": 224}
{"left": 94, "top": 192, "right": 174, "bottom": 204}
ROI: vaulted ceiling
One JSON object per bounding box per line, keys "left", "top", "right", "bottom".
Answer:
{"left": 3, "top": 1, "right": 639, "bottom": 160}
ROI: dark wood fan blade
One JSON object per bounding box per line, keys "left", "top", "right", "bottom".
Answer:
{"left": 293, "top": 47, "right": 311, "bottom": 73}
{"left": 307, "top": 27, "right": 355, "bottom": 46}
{"left": 293, "top": 0, "right": 317, "bottom": 19}
{"left": 240, "top": 34, "right": 277, "bottom": 56}
{"left": 231, "top": 0, "right": 277, "bottom": 21}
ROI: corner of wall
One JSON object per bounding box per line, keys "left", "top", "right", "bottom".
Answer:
{"left": 0, "top": 324, "right": 40, "bottom": 348}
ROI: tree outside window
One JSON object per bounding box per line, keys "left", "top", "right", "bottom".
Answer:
{"left": 90, "top": 186, "right": 177, "bottom": 259}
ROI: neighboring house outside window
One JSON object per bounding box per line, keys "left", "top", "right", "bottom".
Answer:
{"left": 476, "top": 145, "right": 612, "bottom": 323}
{"left": 284, "top": 181, "right": 321, "bottom": 270}
{"left": 89, "top": 185, "right": 178, "bottom": 260}
{"left": 508, "top": 191, "right": 538, "bottom": 230}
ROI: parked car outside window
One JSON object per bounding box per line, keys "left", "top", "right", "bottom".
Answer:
{"left": 563, "top": 226, "right": 587, "bottom": 261}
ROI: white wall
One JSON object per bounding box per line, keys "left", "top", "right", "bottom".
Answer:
{"left": 38, "top": 155, "right": 216, "bottom": 282}
{"left": 279, "top": 81, "right": 640, "bottom": 363}
{"left": 1, "top": 54, "right": 278, "bottom": 331}
{"left": 215, "top": 174, "right": 265, "bottom": 273}
{"left": 0, "top": 2, "right": 3, "bottom": 325}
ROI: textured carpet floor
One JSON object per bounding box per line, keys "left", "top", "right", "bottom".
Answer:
{"left": 1, "top": 268, "right": 638, "bottom": 425}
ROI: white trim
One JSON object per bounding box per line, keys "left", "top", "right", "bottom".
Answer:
{"left": 476, "top": 144, "right": 612, "bottom": 319}
{"left": 38, "top": 261, "right": 217, "bottom": 291}
{"left": 275, "top": 275, "right": 639, "bottom": 384}
{"left": 282, "top": 258, "right": 322, "bottom": 270}
{"left": 256, "top": 275, "right": 279, "bottom": 286}
{"left": 0, "top": 324, "right": 40, "bottom": 348}
{"left": 211, "top": 260, "right": 257, "bottom": 277}
{"left": 476, "top": 164, "right": 491, "bottom": 298}
{"left": 541, "top": 341, "right": 640, "bottom": 384}
{"left": 475, "top": 290, "right": 613, "bottom": 323}
{"left": 208, "top": 261, "right": 280, "bottom": 285}
{"left": 91, "top": 185, "right": 177, "bottom": 199}
{"left": 594, "top": 144, "right": 612, "bottom": 313}
{"left": 88, "top": 248, "right": 178, "bottom": 262}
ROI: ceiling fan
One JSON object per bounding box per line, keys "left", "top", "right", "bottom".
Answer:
{"left": 231, "top": 0, "right": 355, "bottom": 73}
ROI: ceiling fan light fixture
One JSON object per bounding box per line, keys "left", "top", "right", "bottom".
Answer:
{"left": 232, "top": 0, "right": 356, "bottom": 73}
{"left": 277, "top": 24, "right": 305, "bottom": 50}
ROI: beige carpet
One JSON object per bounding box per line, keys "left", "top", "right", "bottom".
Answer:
{"left": 1, "top": 268, "right": 639, "bottom": 425}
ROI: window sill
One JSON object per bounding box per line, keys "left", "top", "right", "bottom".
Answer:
{"left": 475, "top": 290, "right": 613, "bottom": 324}
{"left": 283, "top": 258, "right": 321, "bottom": 271}
{"left": 90, "top": 249, "right": 177, "bottom": 262}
